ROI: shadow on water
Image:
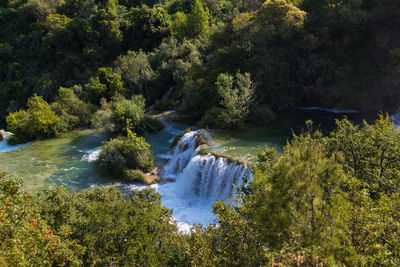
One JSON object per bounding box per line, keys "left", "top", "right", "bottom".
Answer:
{"left": 207, "top": 109, "right": 376, "bottom": 159}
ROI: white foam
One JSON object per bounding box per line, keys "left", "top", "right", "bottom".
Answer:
{"left": 159, "top": 130, "right": 251, "bottom": 227}
{"left": 81, "top": 147, "right": 101, "bottom": 162}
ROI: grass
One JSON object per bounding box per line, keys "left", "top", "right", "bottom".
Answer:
{"left": 198, "top": 148, "right": 250, "bottom": 166}
{"left": 124, "top": 169, "right": 160, "bottom": 185}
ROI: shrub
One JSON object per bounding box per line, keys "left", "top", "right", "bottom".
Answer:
{"left": 51, "top": 87, "right": 95, "bottom": 132}
{"left": 85, "top": 68, "right": 125, "bottom": 105}
{"left": 93, "top": 95, "right": 147, "bottom": 136}
{"left": 154, "top": 100, "right": 171, "bottom": 111}
{"left": 124, "top": 169, "right": 160, "bottom": 184}
{"left": 0, "top": 132, "right": 3, "bottom": 141}
{"left": 144, "top": 116, "right": 165, "bottom": 132}
{"left": 0, "top": 171, "right": 81, "bottom": 265}
{"left": 124, "top": 169, "right": 146, "bottom": 182}
{"left": 215, "top": 72, "right": 254, "bottom": 129}
{"left": 199, "top": 106, "right": 226, "bottom": 128}
{"left": 37, "top": 186, "right": 179, "bottom": 266}
{"left": 6, "top": 95, "right": 60, "bottom": 143}
{"left": 93, "top": 96, "right": 164, "bottom": 136}
{"left": 6, "top": 135, "right": 21, "bottom": 146}
{"left": 248, "top": 104, "right": 276, "bottom": 125}
{"left": 97, "top": 129, "right": 155, "bottom": 178}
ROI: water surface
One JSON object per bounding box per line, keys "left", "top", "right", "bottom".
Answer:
{"left": 0, "top": 109, "right": 372, "bottom": 227}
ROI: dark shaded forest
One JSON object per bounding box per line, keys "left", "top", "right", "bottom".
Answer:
{"left": 1, "top": 0, "right": 400, "bottom": 123}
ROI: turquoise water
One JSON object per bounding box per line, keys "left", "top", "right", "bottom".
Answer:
{"left": 0, "top": 109, "right": 368, "bottom": 193}
{"left": 208, "top": 110, "right": 368, "bottom": 160}
{"left": 0, "top": 109, "right": 371, "bottom": 228}
{"left": 0, "top": 130, "right": 112, "bottom": 192}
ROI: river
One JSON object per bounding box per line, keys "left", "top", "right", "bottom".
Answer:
{"left": 0, "top": 109, "right": 369, "bottom": 230}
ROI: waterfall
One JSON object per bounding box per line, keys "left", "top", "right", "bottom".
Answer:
{"left": 164, "top": 130, "right": 251, "bottom": 201}
{"left": 164, "top": 131, "right": 199, "bottom": 175}
{"left": 162, "top": 87, "right": 174, "bottom": 101}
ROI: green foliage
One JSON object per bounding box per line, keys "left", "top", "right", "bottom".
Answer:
{"left": 0, "top": 171, "right": 81, "bottom": 266}
{"left": 85, "top": 67, "right": 124, "bottom": 105}
{"left": 112, "top": 95, "right": 146, "bottom": 135}
{"left": 2, "top": 116, "right": 400, "bottom": 265}
{"left": 255, "top": 0, "right": 306, "bottom": 41}
{"left": 187, "top": 0, "right": 211, "bottom": 37}
{"left": 92, "top": 95, "right": 151, "bottom": 136}
{"left": 171, "top": 11, "right": 189, "bottom": 39}
{"left": 6, "top": 95, "right": 60, "bottom": 143}
{"left": 96, "top": 129, "right": 155, "bottom": 178}
{"left": 214, "top": 72, "right": 254, "bottom": 129}
{"left": 199, "top": 106, "right": 226, "bottom": 128}
{"left": 251, "top": 134, "right": 350, "bottom": 260}
{"left": 36, "top": 182, "right": 181, "bottom": 266}
{"left": 1, "top": 0, "right": 400, "bottom": 120}
{"left": 248, "top": 104, "right": 276, "bottom": 125}
{"left": 326, "top": 115, "right": 400, "bottom": 197}
{"left": 153, "top": 100, "right": 172, "bottom": 111}
{"left": 189, "top": 117, "right": 400, "bottom": 266}
{"left": 114, "top": 50, "right": 154, "bottom": 100}
{"left": 124, "top": 168, "right": 146, "bottom": 182}
{"left": 171, "top": 0, "right": 211, "bottom": 39}
{"left": 143, "top": 116, "right": 165, "bottom": 132}
{"left": 51, "top": 87, "right": 95, "bottom": 131}
{"left": 122, "top": 5, "right": 171, "bottom": 51}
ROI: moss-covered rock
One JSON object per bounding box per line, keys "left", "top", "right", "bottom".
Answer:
{"left": 171, "top": 134, "right": 184, "bottom": 148}
{"left": 123, "top": 169, "right": 160, "bottom": 184}
{"left": 198, "top": 148, "right": 250, "bottom": 166}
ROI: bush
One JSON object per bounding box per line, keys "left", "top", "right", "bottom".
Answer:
{"left": 154, "top": 100, "right": 171, "bottom": 111}
{"left": 124, "top": 169, "right": 146, "bottom": 182}
{"left": 92, "top": 95, "right": 147, "bottom": 136}
{"left": 97, "top": 129, "right": 155, "bottom": 178}
{"left": 85, "top": 68, "right": 125, "bottom": 105}
{"left": 36, "top": 186, "right": 179, "bottom": 266}
{"left": 199, "top": 106, "right": 226, "bottom": 128}
{"left": 124, "top": 169, "right": 160, "bottom": 184}
{"left": 0, "top": 171, "right": 81, "bottom": 265}
{"left": 248, "top": 104, "right": 276, "bottom": 125}
{"left": 51, "top": 87, "right": 95, "bottom": 132}
{"left": 6, "top": 95, "right": 60, "bottom": 143}
{"left": 6, "top": 135, "right": 22, "bottom": 146}
{"left": 0, "top": 132, "right": 3, "bottom": 141}
{"left": 144, "top": 116, "right": 165, "bottom": 132}
{"left": 215, "top": 72, "right": 254, "bottom": 129}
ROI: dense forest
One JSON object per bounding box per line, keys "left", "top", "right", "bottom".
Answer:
{"left": 1, "top": 0, "right": 400, "bottom": 265}
{"left": 1, "top": 0, "right": 400, "bottom": 123}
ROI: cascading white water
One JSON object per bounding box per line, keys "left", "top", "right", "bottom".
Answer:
{"left": 164, "top": 130, "right": 251, "bottom": 202}
{"left": 162, "top": 87, "right": 174, "bottom": 101}
{"left": 177, "top": 154, "right": 251, "bottom": 201}
{"left": 164, "top": 131, "right": 199, "bottom": 175}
